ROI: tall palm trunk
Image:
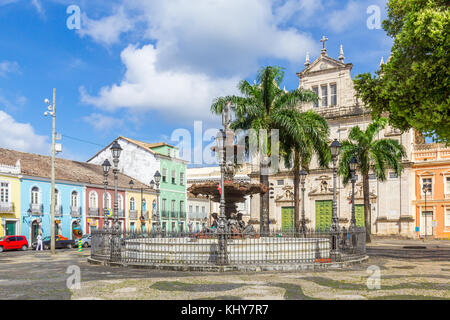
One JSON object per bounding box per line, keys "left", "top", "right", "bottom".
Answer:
{"left": 260, "top": 158, "right": 270, "bottom": 234}
{"left": 362, "top": 172, "right": 371, "bottom": 243}
{"left": 293, "top": 152, "right": 300, "bottom": 232}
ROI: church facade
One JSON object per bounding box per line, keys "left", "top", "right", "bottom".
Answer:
{"left": 248, "top": 39, "right": 417, "bottom": 237}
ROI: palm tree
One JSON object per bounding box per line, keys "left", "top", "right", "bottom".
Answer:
{"left": 211, "top": 66, "right": 320, "bottom": 233}
{"left": 280, "top": 111, "right": 330, "bottom": 232}
{"left": 338, "top": 118, "right": 406, "bottom": 242}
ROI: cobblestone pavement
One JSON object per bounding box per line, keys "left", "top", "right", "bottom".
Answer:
{"left": 0, "top": 242, "right": 449, "bottom": 300}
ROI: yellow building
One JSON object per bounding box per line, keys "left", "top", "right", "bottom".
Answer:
{"left": 0, "top": 162, "right": 21, "bottom": 237}
{"left": 127, "top": 189, "right": 158, "bottom": 233}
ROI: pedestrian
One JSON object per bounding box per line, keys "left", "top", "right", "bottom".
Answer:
{"left": 36, "top": 232, "right": 43, "bottom": 251}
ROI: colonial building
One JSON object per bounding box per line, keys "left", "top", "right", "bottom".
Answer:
{"left": 88, "top": 136, "right": 188, "bottom": 232}
{"left": 0, "top": 147, "right": 152, "bottom": 242}
{"left": 0, "top": 160, "right": 21, "bottom": 237}
{"left": 248, "top": 38, "right": 416, "bottom": 237}
{"left": 412, "top": 143, "right": 450, "bottom": 238}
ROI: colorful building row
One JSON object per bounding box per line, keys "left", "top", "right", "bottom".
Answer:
{"left": 88, "top": 136, "right": 188, "bottom": 233}
{"left": 0, "top": 148, "right": 158, "bottom": 244}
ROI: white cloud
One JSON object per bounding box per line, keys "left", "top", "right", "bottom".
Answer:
{"left": 77, "top": 6, "right": 134, "bottom": 46}
{"left": 0, "top": 110, "right": 49, "bottom": 154}
{"left": 79, "top": 0, "right": 320, "bottom": 123}
{"left": 83, "top": 113, "right": 124, "bottom": 131}
{"left": 31, "top": 0, "right": 44, "bottom": 14}
{"left": 0, "top": 60, "right": 20, "bottom": 77}
{"left": 81, "top": 44, "right": 241, "bottom": 122}
{"left": 327, "top": 1, "right": 364, "bottom": 33}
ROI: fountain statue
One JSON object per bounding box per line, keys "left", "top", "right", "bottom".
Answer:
{"left": 188, "top": 103, "right": 268, "bottom": 236}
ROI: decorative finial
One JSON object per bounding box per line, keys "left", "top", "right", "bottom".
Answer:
{"left": 320, "top": 36, "right": 328, "bottom": 55}
{"left": 338, "top": 44, "right": 345, "bottom": 62}
{"left": 304, "top": 52, "right": 310, "bottom": 66}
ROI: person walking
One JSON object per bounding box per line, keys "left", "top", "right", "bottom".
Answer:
{"left": 36, "top": 232, "right": 43, "bottom": 251}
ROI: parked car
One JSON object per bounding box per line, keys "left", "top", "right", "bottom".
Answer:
{"left": 0, "top": 235, "right": 29, "bottom": 252}
{"left": 77, "top": 234, "right": 91, "bottom": 248}
{"left": 32, "top": 235, "right": 75, "bottom": 250}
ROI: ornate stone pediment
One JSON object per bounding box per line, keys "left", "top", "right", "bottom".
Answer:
{"left": 275, "top": 185, "right": 294, "bottom": 203}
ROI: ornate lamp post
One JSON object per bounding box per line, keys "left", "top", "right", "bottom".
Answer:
{"left": 102, "top": 159, "right": 111, "bottom": 229}
{"left": 110, "top": 141, "right": 122, "bottom": 230}
{"left": 299, "top": 169, "right": 307, "bottom": 234}
{"left": 330, "top": 139, "right": 341, "bottom": 256}
{"left": 129, "top": 174, "right": 161, "bottom": 234}
{"left": 349, "top": 157, "right": 358, "bottom": 231}
{"left": 154, "top": 170, "right": 161, "bottom": 233}
{"left": 216, "top": 127, "right": 228, "bottom": 265}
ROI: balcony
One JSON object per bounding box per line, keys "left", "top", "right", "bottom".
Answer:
{"left": 71, "top": 206, "right": 81, "bottom": 217}
{"left": 117, "top": 209, "right": 125, "bottom": 218}
{"left": 129, "top": 210, "right": 138, "bottom": 220}
{"left": 0, "top": 202, "right": 15, "bottom": 214}
{"left": 179, "top": 211, "right": 186, "bottom": 219}
{"left": 141, "top": 211, "right": 149, "bottom": 220}
{"left": 88, "top": 207, "right": 100, "bottom": 216}
{"left": 29, "top": 203, "right": 43, "bottom": 215}
{"left": 170, "top": 211, "right": 177, "bottom": 219}
{"left": 161, "top": 210, "right": 169, "bottom": 218}
{"left": 54, "top": 205, "right": 63, "bottom": 217}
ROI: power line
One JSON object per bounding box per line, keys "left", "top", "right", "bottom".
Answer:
{"left": 60, "top": 134, "right": 105, "bottom": 148}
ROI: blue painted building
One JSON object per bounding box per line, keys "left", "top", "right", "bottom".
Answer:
{"left": 20, "top": 177, "right": 85, "bottom": 244}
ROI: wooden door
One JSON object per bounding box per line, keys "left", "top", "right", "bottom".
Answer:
{"left": 315, "top": 200, "right": 332, "bottom": 231}
{"left": 281, "top": 207, "right": 294, "bottom": 233}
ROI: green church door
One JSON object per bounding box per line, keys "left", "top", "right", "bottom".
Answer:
{"left": 315, "top": 200, "right": 332, "bottom": 231}
{"left": 355, "top": 205, "right": 365, "bottom": 227}
{"left": 281, "top": 207, "right": 295, "bottom": 233}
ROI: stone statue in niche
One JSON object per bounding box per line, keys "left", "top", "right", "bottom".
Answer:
{"left": 320, "top": 180, "right": 328, "bottom": 193}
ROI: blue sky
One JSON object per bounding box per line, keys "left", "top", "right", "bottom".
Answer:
{"left": 0, "top": 0, "right": 392, "bottom": 163}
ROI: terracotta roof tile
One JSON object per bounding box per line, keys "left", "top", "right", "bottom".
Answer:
{"left": 0, "top": 148, "right": 151, "bottom": 190}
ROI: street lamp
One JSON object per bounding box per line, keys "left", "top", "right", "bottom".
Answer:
{"left": 299, "top": 169, "right": 307, "bottom": 234}
{"left": 110, "top": 141, "right": 122, "bottom": 232}
{"left": 153, "top": 171, "right": 161, "bottom": 232}
{"left": 422, "top": 183, "right": 431, "bottom": 238}
{"left": 349, "top": 157, "right": 358, "bottom": 231}
{"left": 330, "top": 139, "right": 341, "bottom": 256}
{"left": 102, "top": 159, "right": 111, "bottom": 229}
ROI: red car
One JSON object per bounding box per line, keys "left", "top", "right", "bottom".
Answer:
{"left": 0, "top": 235, "right": 29, "bottom": 252}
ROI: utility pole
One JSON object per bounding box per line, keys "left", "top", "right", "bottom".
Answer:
{"left": 49, "top": 89, "right": 56, "bottom": 255}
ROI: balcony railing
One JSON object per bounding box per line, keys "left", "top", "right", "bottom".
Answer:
{"left": 0, "top": 202, "right": 15, "bottom": 214}
{"left": 171, "top": 211, "right": 177, "bottom": 218}
{"left": 179, "top": 211, "right": 186, "bottom": 219}
{"left": 88, "top": 207, "right": 100, "bottom": 217}
{"left": 161, "top": 210, "right": 169, "bottom": 218}
{"left": 71, "top": 206, "right": 81, "bottom": 217}
{"left": 141, "top": 211, "right": 149, "bottom": 220}
{"left": 54, "top": 205, "right": 63, "bottom": 217}
{"left": 30, "top": 203, "right": 43, "bottom": 215}
{"left": 117, "top": 209, "right": 125, "bottom": 218}
{"left": 129, "top": 210, "right": 138, "bottom": 220}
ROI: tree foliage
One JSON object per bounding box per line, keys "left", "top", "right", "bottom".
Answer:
{"left": 353, "top": 0, "right": 449, "bottom": 143}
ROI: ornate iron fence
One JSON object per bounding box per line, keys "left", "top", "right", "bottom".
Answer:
{"left": 91, "top": 227, "right": 366, "bottom": 267}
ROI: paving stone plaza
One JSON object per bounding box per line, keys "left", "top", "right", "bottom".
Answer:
{"left": 0, "top": 239, "right": 448, "bottom": 300}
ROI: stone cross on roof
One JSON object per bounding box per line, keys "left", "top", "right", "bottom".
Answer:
{"left": 320, "top": 36, "right": 328, "bottom": 55}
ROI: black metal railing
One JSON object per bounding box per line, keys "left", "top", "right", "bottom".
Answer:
{"left": 161, "top": 210, "right": 169, "bottom": 218}
{"left": 29, "top": 203, "right": 44, "bottom": 215}
{"left": 91, "top": 227, "right": 366, "bottom": 267}
{"left": 129, "top": 210, "right": 138, "bottom": 220}
{"left": 71, "top": 206, "right": 81, "bottom": 217}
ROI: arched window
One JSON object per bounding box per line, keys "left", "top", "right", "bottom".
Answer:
{"left": 130, "top": 197, "right": 135, "bottom": 211}
{"left": 54, "top": 189, "right": 59, "bottom": 207}
{"left": 31, "top": 187, "right": 39, "bottom": 204}
{"left": 118, "top": 194, "right": 123, "bottom": 210}
{"left": 89, "top": 191, "right": 98, "bottom": 208}
{"left": 142, "top": 199, "right": 147, "bottom": 212}
{"left": 152, "top": 200, "right": 157, "bottom": 213}
{"left": 71, "top": 191, "right": 78, "bottom": 207}
{"left": 104, "top": 192, "right": 111, "bottom": 209}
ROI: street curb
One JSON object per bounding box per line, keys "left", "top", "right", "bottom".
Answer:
{"left": 87, "top": 255, "right": 369, "bottom": 272}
